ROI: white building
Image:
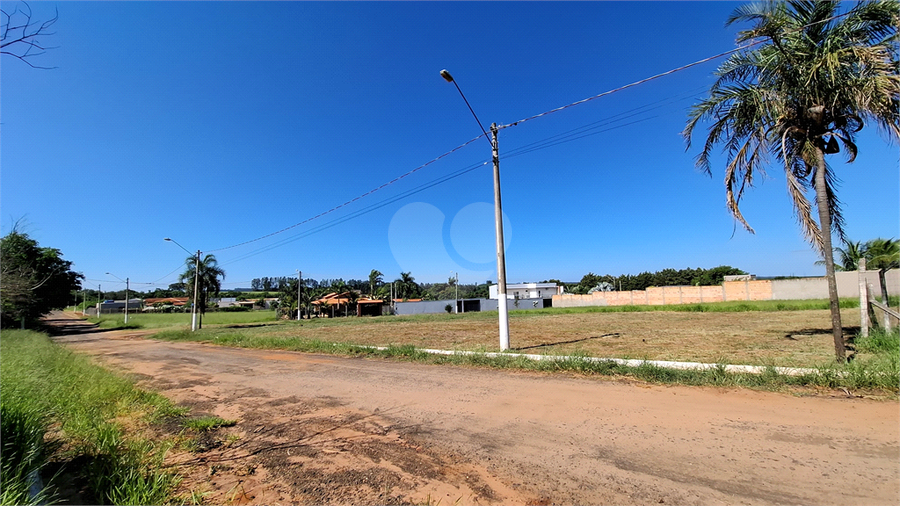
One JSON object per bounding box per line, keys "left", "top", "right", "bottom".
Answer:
{"left": 489, "top": 283, "right": 564, "bottom": 300}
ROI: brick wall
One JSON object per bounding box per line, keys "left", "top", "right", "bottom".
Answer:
{"left": 551, "top": 270, "right": 897, "bottom": 309}
{"left": 553, "top": 280, "right": 773, "bottom": 308}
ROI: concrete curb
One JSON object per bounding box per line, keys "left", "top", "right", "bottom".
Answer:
{"left": 365, "top": 346, "right": 820, "bottom": 377}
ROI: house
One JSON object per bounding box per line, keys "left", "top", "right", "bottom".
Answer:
{"left": 311, "top": 292, "right": 387, "bottom": 317}
{"left": 312, "top": 292, "right": 354, "bottom": 317}
{"left": 97, "top": 299, "right": 143, "bottom": 314}
{"left": 232, "top": 298, "right": 279, "bottom": 310}
{"left": 145, "top": 297, "right": 188, "bottom": 307}
{"left": 356, "top": 298, "right": 386, "bottom": 317}
{"left": 488, "top": 283, "right": 564, "bottom": 300}
{"left": 142, "top": 297, "right": 188, "bottom": 312}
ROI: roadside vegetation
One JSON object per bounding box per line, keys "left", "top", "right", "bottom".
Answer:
{"left": 86, "top": 310, "right": 278, "bottom": 330}
{"left": 0, "top": 330, "right": 190, "bottom": 505}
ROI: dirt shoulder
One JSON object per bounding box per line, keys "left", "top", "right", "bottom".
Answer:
{"left": 46, "top": 312, "right": 899, "bottom": 505}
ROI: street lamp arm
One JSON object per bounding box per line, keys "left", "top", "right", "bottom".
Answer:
{"left": 440, "top": 69, "right": 491, "bottom": 147}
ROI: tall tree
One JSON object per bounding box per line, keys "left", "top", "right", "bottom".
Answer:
{"left": 368, "top": 269, "right": 383, "bottom": 296}
{"left": 179, "top": 253, "right": 225, "bottom": 329}
{"left": 395, "top": 272, "right": 420, "bottom": 299}
{"left": 1, "top": 228, "right": 83, "bottom": 328}
{"left": 684, "top": 0, "right": 900, "bottom": 361}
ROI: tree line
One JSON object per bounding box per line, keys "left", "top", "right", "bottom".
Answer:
{"left": 561, "top": 266, "right": 747, "bottom": 295}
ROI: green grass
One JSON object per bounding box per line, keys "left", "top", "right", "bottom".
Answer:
{"left": 0, "top": 330, "right": 186, "bottom": 505}
{"left": 1, "top": 396, "right": 54, "bottom": 506}
{"left": 531, "top": 298, "right": 861, "bottom": 316}
{"left": 181, "top": 416, "right": 237, "bottom": 432}
{"left": 88, "top": 310, "right": 278, "bottom": 330}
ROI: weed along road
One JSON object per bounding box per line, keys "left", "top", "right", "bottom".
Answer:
{"left": 50, "top": 316, "right": 898, "bottom": 505}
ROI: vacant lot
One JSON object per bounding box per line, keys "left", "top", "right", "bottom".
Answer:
{"left": 154, "top": 306, "right": 865, "bottom": 367}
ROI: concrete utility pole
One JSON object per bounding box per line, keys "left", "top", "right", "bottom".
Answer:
{"left": 164, "top": 238, "right": 200, "bottom": 331}
{"left": 106, "top": 272, "right": 130, "bottom": 324}
{"left": 491, "top": 123, "right": 510, "bottom": 350}
{"left": 441, "top": 69, "right": 510, "bottom": 351}
{"left": 192, "top": 251, "right": 200, "bottom": 331}
{"left": 296, "top": 270, "right": 302, "bottom": 320}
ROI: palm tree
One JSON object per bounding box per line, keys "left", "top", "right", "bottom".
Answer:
{"left": 834, "top": 239, "right": 866, "bottom": 271}
{"left": 395, "top": 272, "right": 419, "bottom": 300}
{"left": 684, "top": 0, "right": 899, "bottom": 361}
{"left": 865, "top": 238, "right": 899, "bottom": 308}
{"left": 179, "top": 253, "right": 225, "bottom": 329}
{"left": 368, "top": 269, "right": 383, "bottom": 296}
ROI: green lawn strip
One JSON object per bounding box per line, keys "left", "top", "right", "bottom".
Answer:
{"left": 87, "top": 310, "right": 278, "bottom": 330}
{"left": 529, "top": 298, "right": 864, "bottom": 316}
{"left": 152, "top": 326, "right": 899, "bottom": 395}
{"left": 0, "top": 330, "right": 186, "bottom": 505}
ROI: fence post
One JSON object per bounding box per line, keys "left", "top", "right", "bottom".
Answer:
{"left": 858, "top": 259, "right": 869, "bottom": 338}
{"left": 867, "top": 282, "right": 879, "bottom": 328}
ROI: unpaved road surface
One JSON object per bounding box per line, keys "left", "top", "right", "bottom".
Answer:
{"left": 47, "top": 313, "right": 899, "bottom": 505}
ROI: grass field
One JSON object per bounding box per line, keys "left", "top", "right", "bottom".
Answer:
{"left": 0, "top": 330, "right": 186, "bottom": 505}
{"left": 86, "top": 299, "right": 898, "bottom": 392}
{"left": 146, "top": 304, "right": 869, "bottom": 366}
{"left": 89, "top": 310, "right": 277, "bottom": 329}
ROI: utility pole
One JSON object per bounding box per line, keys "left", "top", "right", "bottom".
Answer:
{"left": 440, "top": 69, "right": 511, "bottom": 351}
{"left": 109, "top": 272, "right": 130, "bottom": 324}
{"left": 296, "top": 270, "right": 302, "bottom": 321}
{"left": 491, "top": 123, "right": 510, "bottom": 350}
{"left": 193, "top": 251, "right": 200, "bottom": 331}
{"left": 163, "top": 238, "right": 200, "bottom": 331}
{"left": 456, "top": 272, "right": 459, "bottom": 313}
{"left": 98, "top": 284, "right": 102, "bottom": 316}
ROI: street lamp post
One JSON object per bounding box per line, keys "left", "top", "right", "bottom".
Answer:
{"left": 164, "top": 238, "right": 200, "bottom": 331}
{"left": 106, "top": 272, "right": 130, "bottom": 324}
{"left": 440, "top": 69, "right": 510, "bottom": 350}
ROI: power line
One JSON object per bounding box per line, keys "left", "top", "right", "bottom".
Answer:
{"left": 206, "top": 133, "right": 487, "bottom": 253}
{"left": 497, "top": 9, "right": 854, "bottom": 130}
{"left": 217, "top": 88, "right": 703, "bottom": 266}
{"left": 188, "top": 10, "right": 853, "bottom": 261}
{"left": 220, "top": 160, "right": 490, "bottom": 266}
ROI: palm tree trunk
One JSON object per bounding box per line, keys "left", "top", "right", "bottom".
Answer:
{"left": 813, "top": 149, "right": 845, "bottom": 362}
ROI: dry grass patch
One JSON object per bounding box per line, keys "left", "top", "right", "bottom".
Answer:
{"left": 185, "top": 307, "right": 862, "bottom": 366}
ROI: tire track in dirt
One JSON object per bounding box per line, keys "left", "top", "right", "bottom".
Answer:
{"left": 47, "top": 312, "right": 899, "bottom": 505}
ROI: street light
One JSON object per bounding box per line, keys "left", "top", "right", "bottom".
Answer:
{"left": 164, "top": 238, "right": 200, "bottom": 331}
{"left": 440, "top": 69, "right": 510, "bottom": 350}
{"left": 106, "top": 272, "right": 130, "bottom": 324}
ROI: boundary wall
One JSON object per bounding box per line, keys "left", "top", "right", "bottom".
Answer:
{"left": 552, "top": 269, "right": 898, "bottom": 308}
{"left": 393, "top": 298, "right": 546, "bottom": 315}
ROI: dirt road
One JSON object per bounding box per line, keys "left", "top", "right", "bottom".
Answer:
{"left": 47, "top": 313, "right": 898, "bottom": 505}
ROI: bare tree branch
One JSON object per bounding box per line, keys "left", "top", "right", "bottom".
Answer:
{"left": 1, "top": 1, "right": 58, "bottom": 69}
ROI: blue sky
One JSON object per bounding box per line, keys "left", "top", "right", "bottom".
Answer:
{"left": 2, "top": 1, "right": 898, "bottom": 292}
